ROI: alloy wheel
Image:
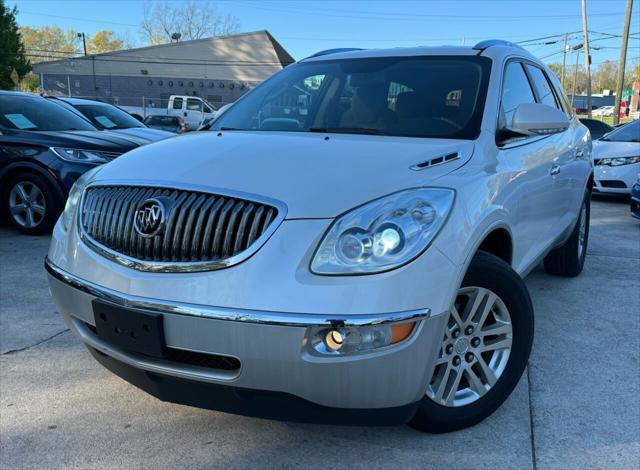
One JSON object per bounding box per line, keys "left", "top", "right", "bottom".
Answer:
{"left": 426, "top": 286, "right": 513, "bottom": 407}
{"left": 8, "top": 181, "right": 46, "bottom": 229}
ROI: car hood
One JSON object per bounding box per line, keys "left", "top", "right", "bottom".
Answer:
{"left": 94, "top": 131, "right": 474, "bottom": 218}
{"left": 1, "top": 129, "right": 140, "bottom": 153}
{"left": 592, "top": 139, "right": 640, "bottom": 159}
{"left": 105, "top": 127, "right": 175, "bottom": 144}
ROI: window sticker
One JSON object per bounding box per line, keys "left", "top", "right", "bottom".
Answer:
{"left": 94, "top": 115, "right": 117, "bottom": 129}
{"left": 4, "top": 113, "right": 37, "bottom": 130}
{"left": 446, "top": 89, "right": 462, "bottom": 107}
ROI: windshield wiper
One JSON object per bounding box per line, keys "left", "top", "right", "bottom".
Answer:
{"left": 219, "top": 126, "right": 246, "bottom": 131}
{"left": 309, "top": 127, "right": 388, "bottom": 135}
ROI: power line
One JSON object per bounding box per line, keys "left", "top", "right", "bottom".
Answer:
{"left": 224, "top": 1, "right": 627, "bottom": 22}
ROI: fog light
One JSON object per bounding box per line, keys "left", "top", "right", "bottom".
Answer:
{"left": 325, "top": 329, "right": 345, "bottom": 351}
{"left": 308, "top": 321, "right": 417, "bottom": 356}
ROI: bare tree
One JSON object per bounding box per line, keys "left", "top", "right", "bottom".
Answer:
{"left": 140, "top": 1, "right": 240, "bottom": 45}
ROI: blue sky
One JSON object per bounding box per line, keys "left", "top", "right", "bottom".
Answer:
{"left": 11, "top": 0, "right": 640, "bottom": 67}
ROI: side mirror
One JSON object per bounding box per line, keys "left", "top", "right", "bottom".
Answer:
{"left": 509, "top": 103, "right": 570, "bottom": 137}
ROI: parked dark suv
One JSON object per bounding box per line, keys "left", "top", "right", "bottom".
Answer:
{"left": 0, "top": 91, "right": 140, "bottom": 234}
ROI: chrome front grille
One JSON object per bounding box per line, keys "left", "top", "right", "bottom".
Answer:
{"left": 79, "top": 185, "right": 284, "bottom": 272}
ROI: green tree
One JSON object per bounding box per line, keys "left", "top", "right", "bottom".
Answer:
{"left": 0, "top": 0, "right": 30, "bottom": 89}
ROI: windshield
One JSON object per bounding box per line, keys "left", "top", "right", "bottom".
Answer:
{"left": 75, "top": 103, "right": 144, "bottom": 130}
{"left": 214, "top": 55, "right": 491, "bottom": 139}
{"left": 0, "top": 95, "right": 97, "bottom": 131}
{"left": 601, "top": 120, "right": 640, "bottom": 142}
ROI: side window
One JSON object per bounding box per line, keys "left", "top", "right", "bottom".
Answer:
{"left": 546, "top": 70, "right": 575, "bottom": 117}
{"left": 524, "top": 64, "right": 559, "bottom": 109}
{"left": 187, "top": 99, "right": 202, "bottom": 111}
{"left": 172, "top": 97, "right": 183, "bottom": 110}
{"left": 501, "top": 62, "right": 536, "bottom": 126}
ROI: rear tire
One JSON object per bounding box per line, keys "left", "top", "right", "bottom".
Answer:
{"left": 3, "top": 172, "right": 62, "bottom": 235}
{"left": 409, "top": 252, "right": 534, "bottom": 433}
{"left": 543, "top": 192, "right": 590, "bottom": 277}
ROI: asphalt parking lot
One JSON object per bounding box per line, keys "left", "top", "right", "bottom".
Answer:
{"left": 1, "top": 197, "right": 638, "bottom": 469}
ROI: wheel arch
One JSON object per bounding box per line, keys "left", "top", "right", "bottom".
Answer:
{"left": 586, "top": 172, "right": 594, "bottom": 194}
{"left": 476, "top": 227, "right": 513, "bottom": 266}
{"left": 0, "top": 162, "right": 66, "bottom": 203}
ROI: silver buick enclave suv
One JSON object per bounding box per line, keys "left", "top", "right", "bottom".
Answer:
{"left": 46, "top": 40, "right": 592, "bottom": 433}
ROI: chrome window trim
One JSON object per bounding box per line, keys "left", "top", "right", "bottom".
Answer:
{"left": 45, "top": 258, "right": 430, "bottom": 327}
{"left": 77, "top": 179, "right": 288, "bottom": 273}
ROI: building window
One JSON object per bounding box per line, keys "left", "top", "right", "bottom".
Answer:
{"left": 179, "top": 81, "right": 183, "bottom": 87}
{"left": 158, "top": 80, "right": 163, "bottom": 86}
{"left": 168, "top": 81, "right": 173, "bottom": 87}
{"left": 188, "top": 81, "right": 194, "bottom": 87}
{"left": 147, "top": 80, "right": 153, "bottom": 86}
{"left": 208, "top": 82, "right": 215, "bottom": 88}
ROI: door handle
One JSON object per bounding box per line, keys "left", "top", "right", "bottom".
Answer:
{"left": 550, "top": 164, "right": 561, "bottom": 176}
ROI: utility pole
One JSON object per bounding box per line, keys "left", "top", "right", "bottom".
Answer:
{"left": 571, "top": 45, "right": 582, "bottom": 107}
{"left": 613, "top": 0, "right": 633, "bottom": 125}
{"left": 561, "top": 33, "right": 569, "bottom": 86}
{"left": 581, "top": 0, "right": 592, "bottom": 117}
{"left": 78, "top": 32, "right": 87, "bottom": 56}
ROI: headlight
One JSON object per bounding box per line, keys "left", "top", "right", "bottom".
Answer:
{"left": 51, "top": 147, "right": 113, "bottom": 164}
{"left": 61, "top": 166, "right": 102, "bottom": 230}
{"left": 311, "top": 188, "right": 455, "bottom": 275}
{"left": 598, "top": 156, "right": 640, "bottom": 166}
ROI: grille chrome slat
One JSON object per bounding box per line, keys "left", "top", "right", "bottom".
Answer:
{"left": 80, "top": 184, "right": 284, "bottom": 272}
{"left": 180, "top": 194, "right": 206, "bottom": 261}
{"left": 234, "top": 203, "right": 255, "bottom": 255}
{"left": 211, "top": 199, "right": 234, "bottom": 259}
{"left": 222, "top": 201, "right": 244, "bottom": 259}
{"left": 200, "top": 198, "right": 224, "bottom": 260}
{"left": 190, "top": 196, "right": 216, "bottom": 260}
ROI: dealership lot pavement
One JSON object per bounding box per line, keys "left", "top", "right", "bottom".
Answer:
{"left": 1, "top": 198, "right": 638, "bottom": 469}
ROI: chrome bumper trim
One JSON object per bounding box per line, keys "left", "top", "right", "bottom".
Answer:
{"left": 45, "top": 258, "right": 430, "bottom": 327}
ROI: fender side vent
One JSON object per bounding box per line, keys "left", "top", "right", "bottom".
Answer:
{"left": 410, "top": 152, "right": 460, "bottom": 171}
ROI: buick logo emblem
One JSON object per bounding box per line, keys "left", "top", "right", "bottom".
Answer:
{"left": 133, "top": 198, "right": 166, "bottom": 238}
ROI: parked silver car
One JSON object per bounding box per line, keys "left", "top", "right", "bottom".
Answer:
{"left": 46, "top": 40, "right": 592, "bottom": 433}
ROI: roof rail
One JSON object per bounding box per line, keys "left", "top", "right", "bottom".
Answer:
{"left": 305, "top": 48, "right": 364, "bottom": 59}
{"left": 473, "top": 39, "right": 523, "bottom": 51}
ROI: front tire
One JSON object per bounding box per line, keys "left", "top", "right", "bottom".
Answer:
{"left": 543, "top": 192, "right": 590, "bottom": 277}
{"left": 409, "top": 252, "right": 534, "bottom": 433}
{"left": 3, "top": 173, "right": 62, "bottom": 235}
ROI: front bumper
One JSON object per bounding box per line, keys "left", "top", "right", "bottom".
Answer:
{"left": 46, "top": 258, "right": 449, "bottom": 414}
{"left": 594, "top": 163, "right": 639, "bottom": 194}
{"left": 87, "top": 347, "right": 419, "bottom": 425}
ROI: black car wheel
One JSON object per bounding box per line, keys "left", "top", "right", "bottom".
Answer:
{"left": 4, "top": 173, "right": 62, "bottom": 234}
{"left": 543, "top": 192, "right": 590, "bottom": 277}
